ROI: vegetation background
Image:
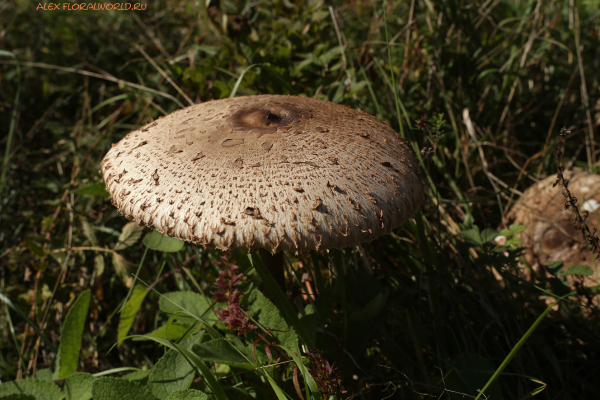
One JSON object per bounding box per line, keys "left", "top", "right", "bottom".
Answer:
{"left": 1, "top": 0, "right": 600, "bottom": 399}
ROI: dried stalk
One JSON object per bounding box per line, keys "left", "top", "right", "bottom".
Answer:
{"left": 553, "top": 127, "right": 600, "bottom": 260}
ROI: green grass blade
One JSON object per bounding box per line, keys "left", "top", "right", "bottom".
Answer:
{"left": 119, "top": 247, "right": 149, "bottom": 313}
{"left": 474, "top": 294, "right": 571, "bottom": 400}
{"left": 381, "top": 0, "right": 404, "bottom": 140}
{"left": 0, "top": 291, "right": 57, "bottom": 353}
{"left": 118, "top": 284, "right": 149, "bottom": 344}
{"left": 137, "top": 335, "right": 228, "bottom": 400}
{"left": 3, "top": 301, "right": 28, "bottom": 376}
{"left": 92, "top": 367, "right": 145, "bottom": 377}
{"left": 358, "top": 63, "right": 383, "bottom": 120}
{"left": 229, "top": 64, "right": 261, "bottom": 98}
{"left": 247, "top": 251, "right": 315, "bottom": 348}
{"left": 0, "top": 50, "right": 21, "bottom": 209}
{"left": 55, "top": 290, "right": 92, "bottom": 379}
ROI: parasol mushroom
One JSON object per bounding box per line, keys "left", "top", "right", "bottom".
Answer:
{"left": 101, "top": 94, "right": 424, "bottom": 289}
{"left": 504, "top": 168, "right": 600, "bottom": 290}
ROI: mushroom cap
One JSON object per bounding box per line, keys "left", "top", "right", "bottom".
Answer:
{"left": 101, "top": 95, "right": 424, "bottom": 253}
{"left": 505, "top": 168, "right": 600, "bottom": 287}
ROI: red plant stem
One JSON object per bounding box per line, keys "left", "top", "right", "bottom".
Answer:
{"left": 147, "top": 268, "right": 181, "bottom": 291}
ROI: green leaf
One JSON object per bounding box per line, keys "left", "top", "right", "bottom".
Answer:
{"left": 559, "top": 264, "right": 594, "bottom": 277}
{"left": 81, "top": 219, "right": 98, "bottom": 246}
{"left": 458, "top": 227, "right": 496, "bottom": 245}
{"left": 94, "top": 254, "right": 105, "bottom": 277}
{"left": 114, "top": 222, "right": 145, "bottom": 251}
{"left": 72, "top": 182, "right": 110, "bottom": 197}
{"left": 191, "top": 339, "right": 254, "bottom": 366}
{"left": 135, "top": 322, "right": 193, "bottom": 342}
{"left": 122, "top": 369, "right": 151, "bottom": 382}
{"left": 118, "top": 284, "right": 149, "bottom": 344}
{"left": 446, "top": 353, "right": 503, "bottom": 400}
{"left": 245, "top": 290, "right": 297, "bottom": 350}
{"left": 136, "top": 336, "right": 227, "bottom": 400}
{"left": 146, "top": 338, "right": 197, "bottom": 400}
{"left": 480, "top": 228, "right": 499, "bottom": 243}
{"left": 143, "top": 231, "right": 185, "bottom": 253}
{"left": 499, "top": 223, "right": 527, "bottom": 237}
{"left": 65, "top": 373, "right": 94, "bottom": 400}
{"left": 165, "top": 390, "right": 208, "bottom": 400}
{"left": 0, "top": 395, "right": 36, "bottom": 400}
{"left": 545, "top": 262, "right": 564, "bottom": 278}
{"left": 112, "top": 252, "right": 139, "bottom": 288}
{"left": 0, "top": 379, "right": 65, "bottom": 400}
{"left": 246, "top": 252, "right": 310, "bottom": 347}
{"left": 34, "top": 369, "right": 53, "bottom": 382}
{"left": 55, "top": 290, "right": 91, "bottom": 380}
{"left": 92, "top": 377, "right": 159, "bottom": 400}
{"left": 159, "top": 292, "right": 212, "bottom": 325}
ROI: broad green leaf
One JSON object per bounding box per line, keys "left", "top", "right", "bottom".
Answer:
{"left": 114, "top": 222, "right": 144, "bottom": 251}
{"left": 499, "top": 223, "right": 527, "bottom": 237}
{"left": 146, "top": 337, "right": 197, "bottom": 399}
{"left": 480, "top": 228, "right": 500, "bottom": 243}
{"left": 191, "top": 339, "right": 254, "bottom": 366}
{"left": 118, "top": 284, "right": 149, "bottom": 344}
{"left": 245, "top": 290, "right": 296, "bottom": 350}
{"left": 165, "top": 390, "right": 208, "bottom": 400}
{"left": 143, "top": 231, "right": 184, "bottom": 253}
{"left": 159, "top": 292, "right": 212, "bottom": 325}
{"left": 34, "top": 368, "right": 53, "bottom": 381}
{"left": 446, "top": 353, "right": 503, "bottom": 400}
{"left": 135, "top": 322, "right": 193, "bottom": 342}
{"left": 55, "top": 290, "right": 91, "bottom": 380}
{"left": 246, "top": 252, "right": 310, "bottom": 347}
{"left": 0, "top": 379, "right": 65, "bottom": 400}
{"left": 73, "top": 182, "right": 110, "bottom": 197}
{"left": 65, "top": 373, "right": 94, "bottom": 400}
{"left": 92, "top": 377, "right": 159, "bottom": 400}
{"left": 458, "top": 227, "right": 496, "bottom": 245}
{"left": 559, "top": 264, "right": 594, "bottom": 277}
{"left": 137, "top": 336, "right": 227, "bottom": 400}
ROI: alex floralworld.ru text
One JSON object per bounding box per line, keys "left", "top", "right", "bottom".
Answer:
{"left": 36, "top": 3, "right": 147, "bottom": 11}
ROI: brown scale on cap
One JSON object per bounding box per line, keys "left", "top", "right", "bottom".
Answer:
{"left": 101, "top": 95, "right": 424, "bottom": 253}
{"left": 504, "top": 169, "right": 600, "bottom": 289}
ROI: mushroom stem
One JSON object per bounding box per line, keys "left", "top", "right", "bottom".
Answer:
{"left": 258, "top": 248, "right": 286, "bottom": 290}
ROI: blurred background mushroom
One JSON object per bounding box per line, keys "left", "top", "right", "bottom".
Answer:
{"left": 503, "top": 168, "right": 600, "bottom": 291}
{"left": 101, "top": 94, "right": 424, "bottom": 291}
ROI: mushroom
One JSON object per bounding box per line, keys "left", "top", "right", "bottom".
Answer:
{"left": 504, "top": 168, "right": 600, "bottom": 290}
{"left": 101, "top": 94, "right": 424, "bottom": 288}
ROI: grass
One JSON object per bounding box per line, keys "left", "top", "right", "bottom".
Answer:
{"left": 1, "top": 0, "right": 600, "bottom": 399}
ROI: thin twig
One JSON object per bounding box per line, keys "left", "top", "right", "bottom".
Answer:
{"left": 135, "top": 44, "right": 195, "bottom": 106}
{"left": 0, "top": 60, "right": 186, "bottom": 108}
